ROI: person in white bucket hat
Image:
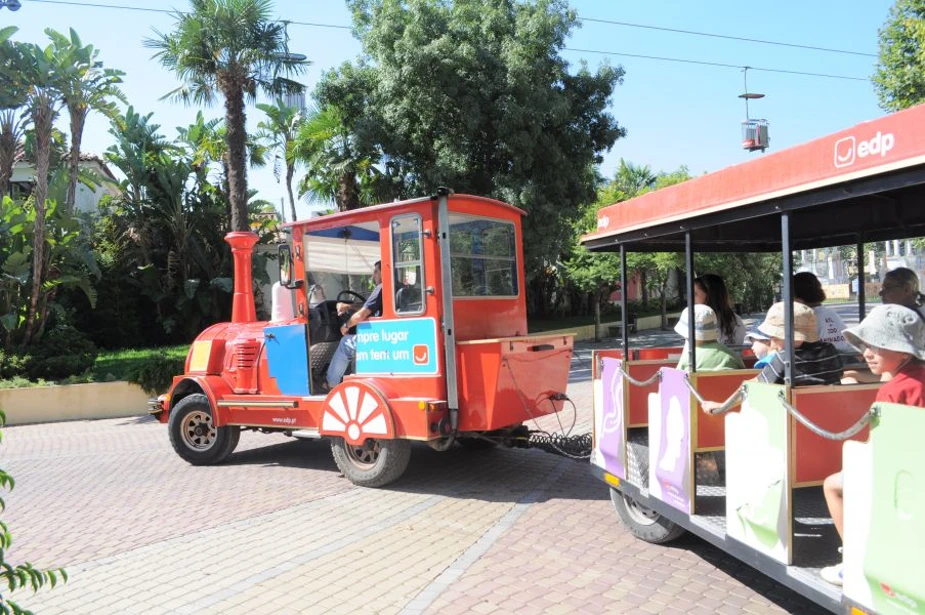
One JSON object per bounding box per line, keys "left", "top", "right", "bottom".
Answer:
{"left": 820, "top": 303, "right": 925, "bottom": 587}
{"left": 674, "top": 304, "right": 744, "bottom": 372}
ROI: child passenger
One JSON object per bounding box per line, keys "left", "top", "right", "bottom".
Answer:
{"left": 700, "top": 303, "right": 842, "bottom": 414}
{"left": 744, "top": 324, "right": 775, "bottom": 368}
{"left": 820, "top": 304, "right": 925, "bottom": 586}
{"left": 674, "top": 304, "right": 744, "bottom": 371}
{"left": 754, "top": 302, "right": 843, "bottom": 386}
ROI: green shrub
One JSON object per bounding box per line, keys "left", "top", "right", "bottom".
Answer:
{"left": 0, "top": 350, "right": 30, "bottom": 380}
{"left": 128, "top": 355, "right": 186, "bottom": 395}
{"left": 24, "top": 326, "right": 98, "bottom": 381}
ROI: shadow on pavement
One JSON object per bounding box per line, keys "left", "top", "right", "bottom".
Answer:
{"left": 666, "top": 533, "right": 830, "bottom": 615}
{"left": 224, "top": 438, "right": 339, "bottom": 472}
{"left": 392, "top": 444, "right": 607, "bottom": 504}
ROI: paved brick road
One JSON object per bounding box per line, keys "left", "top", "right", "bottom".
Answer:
{"left": 3, "top": 335, "right": 827, "bottom": 614}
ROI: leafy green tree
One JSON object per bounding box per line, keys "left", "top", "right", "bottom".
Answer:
{"left": 338, "top": 0, "right": 625, "bottom": 313}
{"left": 45, "top": 27, "right": 126, "bottom": 215}
{"left": 145, "top": 0, "right": 305, "bottom": 232}
{"left": 873, "top": 0, "right": 925, "bottom": 111}
{"left": 257, "top": 99, "right": 302, "bottom": 222}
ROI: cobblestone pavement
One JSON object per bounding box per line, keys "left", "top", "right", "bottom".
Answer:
{"left": 3, "top": 329, "right": 828, "bottom": 614}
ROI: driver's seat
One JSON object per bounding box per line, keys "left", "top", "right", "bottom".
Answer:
{"left": 396, "top": 284, "right": 422, "bottom": 313}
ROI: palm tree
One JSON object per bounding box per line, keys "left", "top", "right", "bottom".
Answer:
{"left": 0, "top": 26, "right": 27, "bottom": 200}
{"left": 145, "top": 0, "right": 305, "bottom": 232}
{"left": 295, "top": 104, "right": 383, "bottom": 212}
{"left": 613, "top": 158, "right": 657, "bottom": 199}
{"left": 12, "top": 40, "right": 63, "bottom": 345}
{"left": 256, "top": 98, "right": 302, "bottom": 222}
{"left": 175, "top": 111, "right": 271, "bottom": 219}
{"left": 46, "top": 28, "right": 126, "bottom": 216}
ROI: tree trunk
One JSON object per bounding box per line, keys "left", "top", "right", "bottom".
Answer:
{"left": 640, "top": 270, "right": 649, "bottom": 308}
{"left": 23, "top": 99, "right": 54, "bottom": 347}
{"left": 594, "top": 289, "right": 602, "bottom": 342}
{"left": 660, "top": 277, "right": 669, "bottom": 330}
{"left": 339, "top": 169, "right": 360, "bottom": 211}
{"left": 286, "top": 161, "right": 297, "bottom": 222}
{"left": 224, "top": 87, "right": 249, "bottom": 232}
{"left": 66, "top": 108, "right": 87, "bottom": 215}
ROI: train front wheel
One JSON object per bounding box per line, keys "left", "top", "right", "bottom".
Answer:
{"left": 168, "top": 394, "right": 240, "bottom": 465}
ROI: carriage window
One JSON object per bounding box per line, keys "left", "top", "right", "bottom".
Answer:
{"left": 449, "top": 214, "right": 518, "bottom": 297}
{"left": 391, "top": 215, "right": 424, "bottom": 314}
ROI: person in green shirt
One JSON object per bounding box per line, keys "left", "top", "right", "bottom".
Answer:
{"left": 675, "top": 304, "right": 745, "bottom": 372}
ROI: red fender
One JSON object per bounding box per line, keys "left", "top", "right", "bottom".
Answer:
{"left": 166, "top": 376, "right": 235, "bottom": 426}
{"left": 320, "top": 380, "right": 396, "bottom": 445}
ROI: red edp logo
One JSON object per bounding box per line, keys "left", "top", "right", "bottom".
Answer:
{"left": 413, "top": 345, "right": 429, "bottom": 365}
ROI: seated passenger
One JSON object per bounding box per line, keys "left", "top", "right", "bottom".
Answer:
{"left": 793, "top": 272, "right": 858, "bottom": 362}
{"left": 880, "top": 267, "right": 925, "bottom": 321}
{"left": 754, "top": 302, "right": 843, "bottom": 387}
{"left": 820, "top": 304, "right": 925, "bottom": 586}
{"left": 674, "top": 305, "right": 744, "bottom": 372}
{"left": 694, "top": 273, "right": 747, "bottom": 345}
{"left": 744, "top": 323, "right": 775, "bottom": 368}
{"left": 700, "top": 303, "right": 842, "bottom": 414}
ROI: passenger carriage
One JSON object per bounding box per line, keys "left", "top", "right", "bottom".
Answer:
{"left": 582, "top": 104, "right": 925, "bottom": 614}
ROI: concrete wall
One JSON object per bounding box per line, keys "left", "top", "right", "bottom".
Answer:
{"left": 0, "top": 382, "right": 150, "bottom": 426}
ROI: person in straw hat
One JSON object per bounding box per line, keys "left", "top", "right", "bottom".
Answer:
{"left": 700, "top": 302, "right": 843, "bottom": 414}
{"left": 752, "top": 301, "right": 843, "bottom": 387}
{"left": 820, "top": 303, "right": 925, "bottom": 586}
{"left": 674, "top": 304, "right": 744, "bottom": 372}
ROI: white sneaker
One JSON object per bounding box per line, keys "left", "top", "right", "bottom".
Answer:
{"left": 820, "top": 563, "right": 843, "bottom": 586}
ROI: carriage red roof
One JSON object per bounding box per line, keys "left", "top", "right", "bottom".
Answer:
{"left": 583, "top": 103, "right": 925, "bottom": 252}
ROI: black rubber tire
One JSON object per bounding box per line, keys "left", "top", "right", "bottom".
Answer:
{"left": 330, "top": 437, "right": 411, "bottom": 488}
{"left": 168, "top": 394, "right": 240, "bottom": 466}
{"left": 610, "top": 488, "right": 686, "bottom": 544}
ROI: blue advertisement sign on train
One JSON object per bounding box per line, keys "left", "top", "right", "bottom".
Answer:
{"left": 355, "top": 317, "right": 439, "bottom": 376}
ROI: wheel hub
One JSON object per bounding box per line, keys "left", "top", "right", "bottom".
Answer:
{"left": 623, "top": 494, "right": 659, "bottom": 526}
{"left": 344, "top": 439, "right": 381, "bottom": 469}
{"left": 180, "top": 411, "right": 217, "bottom": 451}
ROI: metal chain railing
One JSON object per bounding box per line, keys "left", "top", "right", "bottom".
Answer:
{"left": 776, "top": 390, "right": 875, "bottom": 441}
{"left": 682, "top": 374, "right": 746, "bottom": 415}
{"left": 620, "top": 367, "right": 662, "bottom": 387}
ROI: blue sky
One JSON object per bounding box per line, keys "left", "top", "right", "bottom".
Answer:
{"left": 5, "top": 0, "right": 893, "bottom": 219}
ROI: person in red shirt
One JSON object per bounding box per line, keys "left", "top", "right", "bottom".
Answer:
{"left": 820, "top": 304, "right": 925, "bottom": 585}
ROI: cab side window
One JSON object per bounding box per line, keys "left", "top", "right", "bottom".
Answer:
{"left": 391, "top": 215, "right": 424, "bottom": 314}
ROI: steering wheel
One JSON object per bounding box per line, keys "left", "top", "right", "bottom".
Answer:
{"left": 335, "top": 289, "right": 368, "bottom": 332}
{"left": 336, "top": 290, "right": 367, "bottom": 304}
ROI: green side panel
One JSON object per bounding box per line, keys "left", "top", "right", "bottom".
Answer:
{"left": 735, "top": 382, "right": 788, "bottom": 549}
{"left": 865, "top": 402, "right": 925, "bottom": 615}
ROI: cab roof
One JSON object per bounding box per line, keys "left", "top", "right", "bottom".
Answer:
{"left": 582, "top": 103, "right": 925, "bottom": 253}
{"left": 284, "top": 193, "right": 527, "bottom": 231}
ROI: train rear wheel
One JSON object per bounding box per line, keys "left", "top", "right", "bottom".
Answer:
{"left": 331, "top": 437, "right": 411, "bottom": 488}
{"left": 610, "top": 488, "right": 685, "bottom": 544}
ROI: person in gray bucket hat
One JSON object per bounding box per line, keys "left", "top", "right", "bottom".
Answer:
{"left": 820, "top": 303, "right": 925, "bottom": 587}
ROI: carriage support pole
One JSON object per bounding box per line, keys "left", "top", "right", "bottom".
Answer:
{"left": 685, "top": 231, "right": 696, "bottom": 372}
{"left": 781, "top": 213, "right": 794, "bottom": 386}
{"left": 620, "top": 244, "right": 629, "bottom": 359}
{"left": 857, "top": 237, "right": 866, "bottom": 320}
